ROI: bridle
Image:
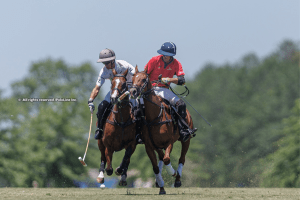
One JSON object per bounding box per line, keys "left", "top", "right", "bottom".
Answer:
{"left": 131, "top": 72, "right": 151, "bottom": 98}
{"left": 107, "top": 74, "right": 134, "bottom": 151}
{"left": 111, "top": 74, "right": 127, "bottom": 99}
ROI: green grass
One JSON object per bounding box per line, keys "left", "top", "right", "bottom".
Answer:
{"left": 0, "top": 188, "right": 299, "bottom": 200}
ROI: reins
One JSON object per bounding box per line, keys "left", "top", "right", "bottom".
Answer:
{"left": 106, "top": 75, "right": 135, "bottom": 151}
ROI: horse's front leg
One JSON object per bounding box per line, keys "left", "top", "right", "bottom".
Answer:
{"left": 115, "top": 144, "right": 135, "bottom": 175}
{"left": 156, "top": 149, "right": 165, "bottom": 174}
{"left": 97, "top": 139, "right": 106, "bottom": 184}
{"left": 175, "top": 138, "right": 190, "bottom": 187}
{"left": 154, "top": 149, "right": 165, "bottom": 187}
{"left": 145, "top": 145, "right": 166, "bottom": 195}
{"left": 116, "top": 144, "right": 137, "bottom": 186}
{"left": 164, "top": 143, "right": 176, "bottom": 176}
{"left": 105, "top": 147, "right": 114, "bottom": 176}
{"left": 118, "top": 160, "right": 129, "bottom": 186}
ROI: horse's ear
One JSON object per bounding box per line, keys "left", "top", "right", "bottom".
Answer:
{"left": 112, "top": 69, "right": 117, "bottom": 76}
{"left": 122, "top": 68, "right": 128, "bottom": 76}
{"left": 132, "top": 65, "right": 138, "bottom": 76}
{"left": 143, "top": 65, "right": 151, "bottom": 76}
{"left": 143, "top": 65, "right": 148, "bottom": 73}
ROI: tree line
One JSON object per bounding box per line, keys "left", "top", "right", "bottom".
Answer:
{"left": 0, "top": 40, "right": 299, "bottom": 187}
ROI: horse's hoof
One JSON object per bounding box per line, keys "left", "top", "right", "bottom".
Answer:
{"left": 115, "top": 167, "right": 123, "bottom": 176}
{"left": 159, "top": 189, "right": 166, "bottom": 195}
{"left": 97, "top": 177, "right": 104, "bottom": 184}
{"left": 174, "top": 181, "right": 181, "bottom": 188}
{"left": 119, "top": 180, "right": 127, "bottom": 186}
{"left": 106, "top": 168, "right": 113, "bottom": 176}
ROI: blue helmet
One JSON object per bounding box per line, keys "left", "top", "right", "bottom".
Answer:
{"left": 157, "top": 42, "right": 176, "bottom": 56}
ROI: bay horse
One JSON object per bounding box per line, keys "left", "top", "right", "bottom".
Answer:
{"left": 96, "top": 68, "right": 137, "bottom": 186}
{"left": 129, "top": 66, "right": 194, "bottom": 195}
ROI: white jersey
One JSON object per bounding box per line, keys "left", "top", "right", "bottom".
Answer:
{"left": 96, "top": 60, "right": 135, "bottom": 87}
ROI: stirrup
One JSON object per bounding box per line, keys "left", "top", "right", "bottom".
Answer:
{"left": 179, "top": 129, "right": 190, "bottom": 142}
{"left": 94, "top": 128, "right": 103, "bottom": 140}
{"left": 191, "top": 128, "right": 197, "bottom": 138}
{"left": 180, "top": 128, "right": 197, "bottom": 142}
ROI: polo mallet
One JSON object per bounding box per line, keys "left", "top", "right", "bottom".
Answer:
{"left": 158, "top": 74, "right": 212, "bottom": 127}
{"left": 78, "top": 113, "right": 93, "bottom": 167}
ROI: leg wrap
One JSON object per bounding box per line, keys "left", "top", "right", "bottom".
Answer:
{"left": 177, "top": 163, "right": 184, "bottom": 177}
{"left": 99, "top": 161, "right": 106, "bottom": 172}
{"left": 165, "top": 163, "right": 175, "bottom": 176}
{"left": 98, "top": 171, "right": 104, "bottom": 179}
{"left": 158, "top": 160, "right": 164, "bottom": 174}
{"left": 155, "top": 173, "right": 164, "bottom": 187}
{"left": 121, "top": 174, "right": 127, "bottom": 182}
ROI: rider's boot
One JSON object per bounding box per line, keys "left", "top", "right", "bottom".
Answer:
{"left": 95, "top": 100, "right": 110, "bottom": 139}
{"left": 133, "top": 106, "right": 144, "bottom": 144}
{"left": 176, "top": 100, "right": 197, "bottom": 142}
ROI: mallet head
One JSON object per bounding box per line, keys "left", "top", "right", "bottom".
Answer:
{"left": 78, "top": 157, "right": 87, "bottom": 167}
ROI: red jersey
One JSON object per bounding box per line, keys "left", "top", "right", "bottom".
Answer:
{"left": 144, "top": 55, "right": 185, "bottom": 87}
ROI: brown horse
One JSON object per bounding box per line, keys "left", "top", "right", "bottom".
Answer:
{"left": 96, "top": 69, "right": 137, "bottom": 186}
{"left": 129, "top": 66, "right": 194, "bottom": 194}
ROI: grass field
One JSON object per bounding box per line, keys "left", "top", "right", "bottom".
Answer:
{"left": 0, "top": 187, "right": 299, "bottom": 200}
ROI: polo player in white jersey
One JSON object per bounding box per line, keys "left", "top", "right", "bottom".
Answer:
{"left": 88, "top": 48, "right": 142, "bottom": 143}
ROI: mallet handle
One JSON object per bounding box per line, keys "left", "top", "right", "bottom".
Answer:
{"left": 83, "top": 113, "right": 93, "bottom": 161}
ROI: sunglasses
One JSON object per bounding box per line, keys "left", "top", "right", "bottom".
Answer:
{"left": 103, "top": 61, "right": 110, "bottom": 65}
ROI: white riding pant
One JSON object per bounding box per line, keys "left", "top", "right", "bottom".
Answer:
{"left": 153, "top": 87, "right": 180, "bottom": 106}
{"left": 104, "top": 87, "right": 179, "bottom": 107}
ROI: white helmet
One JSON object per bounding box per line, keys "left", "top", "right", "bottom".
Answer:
{"left": 97, "top": 48, "right": 116, "bottom": 63}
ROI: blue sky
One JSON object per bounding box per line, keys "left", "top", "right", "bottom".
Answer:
{"left": 0, "top": 0, "right": 299, "bottom": 98}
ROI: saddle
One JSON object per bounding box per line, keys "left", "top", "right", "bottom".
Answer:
{"left": 157, "top": 97, "right": 196, "bottom": 138}
{"left": 132, "top": 97, "right": 180, "bottom": 136}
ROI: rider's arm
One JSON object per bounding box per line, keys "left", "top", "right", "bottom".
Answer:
{"left": 90, "top": 85, "right": 101, "bottom": 100}
{"left": 167, "top": 77, "right": 179, "bottom": 85}
{"left": 90, "top": 67, "right": 107, "bottom": 101}
{"left": 162, "top": 76, "right": 185, "bottom": 85}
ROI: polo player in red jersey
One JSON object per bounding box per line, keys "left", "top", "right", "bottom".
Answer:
{"left": 144, "top": 42, "right": 197, "bottom": 142}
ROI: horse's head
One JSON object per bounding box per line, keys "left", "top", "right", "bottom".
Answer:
{"left": 110, "top": 69, "right": 128, "bottom": 105}
{"left": 130, "top": 65, "right": 150, "bottom": 99}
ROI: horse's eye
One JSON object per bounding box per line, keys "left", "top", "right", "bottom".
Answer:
{"left": 142, "top": 79, "right": 146, "bottom": 83}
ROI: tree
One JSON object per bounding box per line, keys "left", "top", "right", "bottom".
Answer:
{"left": 260, "top": 99, "right": 300, "bottom": 187}
{"left": 181, "top": 39, "right": 299, "bottom": 187}
{"left": 0, "top": 58, "right": 101, "bottom": 187}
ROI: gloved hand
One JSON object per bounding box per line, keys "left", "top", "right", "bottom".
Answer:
{"left": 161, "top": 77, "right": 170, "bottom": 84}
{"left": 88, "top": 99, "right": 95, "bottom": 114}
